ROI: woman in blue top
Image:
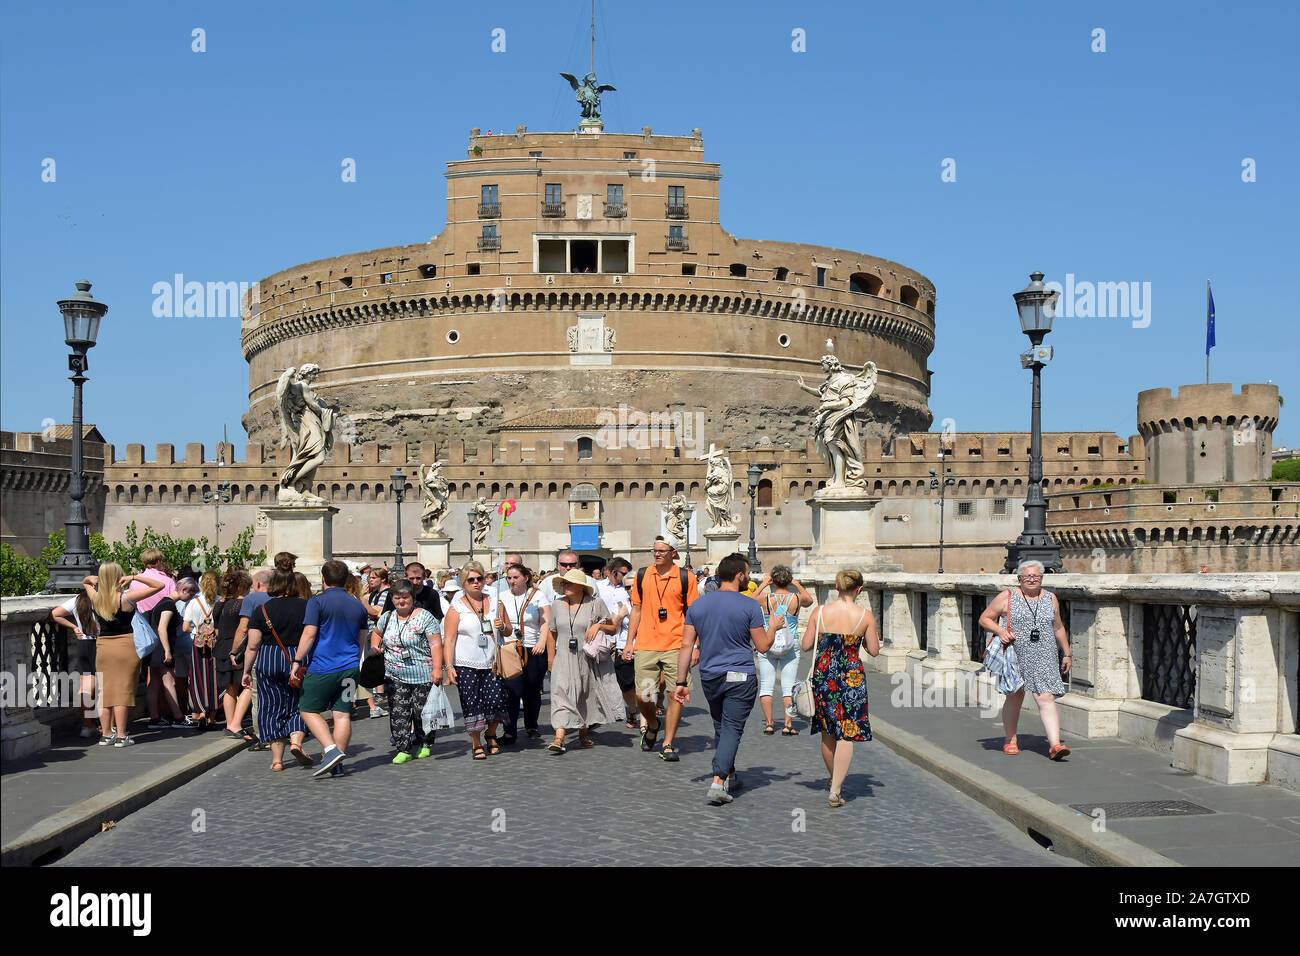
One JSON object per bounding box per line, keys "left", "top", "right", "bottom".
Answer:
{"left": 754, "top": 566, "right": 813, "bottom": 736}
{"left": 370, "top": 581, "right": 443, "bottom": 764}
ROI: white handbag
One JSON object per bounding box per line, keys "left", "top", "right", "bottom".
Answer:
{"left": 768, "top": 593, "right": 796, "bottom": 655}
{"left": 790, "top": 609, "right": 821, "bottom": 718}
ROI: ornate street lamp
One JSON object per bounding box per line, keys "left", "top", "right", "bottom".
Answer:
{"left": 202, "top": 478, "right": 232, "bottom": 551}
{"left": 466, "top": 505, "right": 477, "bottom": 563}
{"left": 746, "top": 463, "right": 763, "bottom": 573}
{"left": 1003, "top": 271, "right": 1064, "bottom": 573}
{"left": 929, "top": 449, "right": 955, "bottom": 574}
{"left": 45, "top": 281, "right": 108, "bottom": 592}
{"left": 390, "top": 468, "right": 407, "bottom": 584}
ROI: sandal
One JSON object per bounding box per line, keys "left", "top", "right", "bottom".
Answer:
{"left": 224, "top": 729, "right": 253, "bottom": 742}
{"left": 547, "top": 739, "right": 567, "bottom": 754}
{"left": 485, "top": 736, "right": 501, "bottom": 756}
{"left": 269, "top": 761, "right": 284, "bottom": 772}
{"left": 828, "top": 792, "right": 845, "bottom": 808}
{"left": 472, "top": 747, "right": 488, "bottom": 760}
{"left": 781, "top": 724, "right": 797, "bottom": 736}
{"left": 1003, "top": 741, "right": 1020, "bottom": 755}
{"left": 659, "top": 743, "right": 680, "bottom": 762}
{"left": 577, "top": 734, "right": 595, "bottom": 748}
{"left": 1049, "top": 744, "right": 1071, "bottom": 761}
{"left": 763, "top": 724, "right": 776, "bottom": 735}
{"left": 289, "top": 746, "right": 313, "bottom": 767}
{"left": 640, "top": 722, "right": 659, "bottom": 752}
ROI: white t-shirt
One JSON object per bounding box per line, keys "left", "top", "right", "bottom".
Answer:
{"left": 451, "top": 592, "right": 502, "bottom": 669}
{"left": 184, "top": 595, "right": 215, "bottom": 633}
{"left": 60, "top": 598, "right": 93, "bottom": 640}
{"left": 596, "top": 581, "right": 631, "bottom": 650}
{"left": 497, "top": 587, "right": 548, "bottom": 647}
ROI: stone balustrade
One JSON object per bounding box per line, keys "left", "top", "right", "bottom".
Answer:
{"left": 798, "top": 571, "right": 1300, "bottom": 790}
{"left": 1, "top": 595, "right": 71, "bottom": 760}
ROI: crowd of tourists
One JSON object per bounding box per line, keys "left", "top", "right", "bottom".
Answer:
{"left": 52, "top": 539, "right": 1069, "bottom": 806}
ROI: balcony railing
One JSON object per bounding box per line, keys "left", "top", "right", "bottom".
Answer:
{"left": 665, "top": 202, "right": 689, "bottom": 219}
{"left": 665, "top": 234, "right": 689, "bottom": 251}
{"left": 541, "top": 202, "right": 566, "bottom": 218}
{"left": 604, "top": 202, "right": 627, "bottom": 218}
{"left": 477, "top": 202, "right": 500, "bottom": 218}
{"left": 477, "top": 236, "right": 500, "bottom": 251}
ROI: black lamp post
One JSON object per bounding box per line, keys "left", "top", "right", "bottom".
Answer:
{"left": 45, "top": 281, "right": 107, "bottom": 592}
{"left": 202, "top": 478, "right": 232, "bottom": 551}
{"left": 1003, "top": 271, "right": 1064, "bottom": 574}
{"left": 929, "top": 449, "right": 955, "bottom": 573}
{"left": 746, "top": 463, "right": 762, "bottom": 573}
{"left": 466, "top": 506, "right": 477, "bottom": 563}
{"left": 390, "top": 468, "right": 407, "bottom": 584}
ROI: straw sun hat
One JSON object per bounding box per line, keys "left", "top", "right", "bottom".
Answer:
{"left": 557, "top": 568, "right": 594, "bottom": 596}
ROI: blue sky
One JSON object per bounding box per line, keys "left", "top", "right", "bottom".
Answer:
{"left": 3, "top": 0, "right": 1297, "bottom": 454}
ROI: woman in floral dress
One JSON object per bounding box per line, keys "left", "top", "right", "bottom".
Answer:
{"left": 800, "top": 569, "right": 879, "bottom": 807}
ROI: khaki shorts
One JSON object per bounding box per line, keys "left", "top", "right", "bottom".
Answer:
{"left": 634, "top": 649, "right": 679, "bottom": 702}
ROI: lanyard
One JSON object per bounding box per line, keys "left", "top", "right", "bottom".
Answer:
{"left": 465, "top": 594, "right": 488, "bottom": 626}
{"left": 566, "top": 599, "right": 583, "bottom": 643}
{"left": 1017, "top": 589, "right": 1045, "bottom": 626}
{"left": 653, "top": 570, "right": 672, "bottom": 612}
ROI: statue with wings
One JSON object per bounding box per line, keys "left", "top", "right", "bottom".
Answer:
{"left": 796, "top": 354, "right": 877, "bottom": 491}
{"left": 275, "top": 364, "right": 335, "bottom": 504}
{"left": 559, "top": 71, "right": 616, "bottom": 122}
{"left": 418, "top": 461, "right": 451, "bottom": 536}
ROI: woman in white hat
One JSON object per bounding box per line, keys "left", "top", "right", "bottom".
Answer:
{"left": 540, "top": 569, "right": 622, "bottom": 754}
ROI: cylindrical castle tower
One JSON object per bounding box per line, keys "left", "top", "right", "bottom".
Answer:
{"left": 1136, "top": 383, "right": 1279, "bottom": 484}
{"left": 241, "top": 127, "right": 936, "bottom": 449}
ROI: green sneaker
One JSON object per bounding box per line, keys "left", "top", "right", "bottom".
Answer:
{"left": 392, "top": 752, "right": 413, "bottom": 765}
{"left": 415, "top": 746, "right": 432, "bottom": 759}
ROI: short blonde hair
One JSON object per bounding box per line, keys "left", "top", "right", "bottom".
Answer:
{"left": 459, "top": 560, "right": 485, "bottom": 582}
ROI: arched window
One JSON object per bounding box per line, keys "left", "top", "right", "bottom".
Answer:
{"left": 757, "top": 479, "right": 773, "bottom": 508}
{"left": 774, "top": 267, "right": 789, "bottom": 282}
{"left": 577, "top": 436, "right": 593, "bottom": 459}
{"left": 899, "top": 284, "right": 920, "bottom": 308}
{"left": 849, "top": 272, "right": 883, "bottom": 296}
{"left": 729, "top": 263, "right": 747, "bottom": 277}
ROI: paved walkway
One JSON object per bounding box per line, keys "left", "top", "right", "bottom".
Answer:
{"left": 865, "top": 670, "right": 1300, "bottom": 867}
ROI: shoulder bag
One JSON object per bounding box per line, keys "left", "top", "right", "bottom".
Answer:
{"left": 493, "top": 588, "right": 533, "bottom": 681}
{"left": 790, "top": 608, "right": 822, "bottom": 718}
{"left": 261, "top": 605, "right": 303, "bottom": 689}
{"left": 768, "top": 593, "right": 796, "bottom": 655}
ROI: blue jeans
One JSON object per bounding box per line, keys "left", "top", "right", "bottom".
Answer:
{"left": 756, "top": 646, "right": 800, "bottom": 699}
{"left": 700, "top": 672, "right": 758, "bottom": 781}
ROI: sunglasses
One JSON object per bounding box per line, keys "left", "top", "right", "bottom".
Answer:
{"left": 558, "top": 562, "right": 579, "bottom": 568}
{"left": 464, "top": 576, "right": 484, "bottom": 584}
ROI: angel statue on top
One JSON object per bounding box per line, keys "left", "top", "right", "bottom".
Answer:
{"left": 796, "top": 344, "right": 877, "bottom": 493}
{"left": 559, "top": 71, "right": 616, "bottom": 122}
{"left": 275, "top": 364, "right": 336, "bottom": 505}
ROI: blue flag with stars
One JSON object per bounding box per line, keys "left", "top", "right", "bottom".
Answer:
{"left": 1206, "top": 283, "right": 1215, "bottom": 356}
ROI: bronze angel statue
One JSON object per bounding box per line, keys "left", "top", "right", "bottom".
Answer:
{"left": 559, "top": 71, "right": 616, "bottom": 121}
{"left": 796, "top": 353, "right": 877, "bottom": 491}
{"left": 275, "top": 364, "right": 335, "bottom": 504}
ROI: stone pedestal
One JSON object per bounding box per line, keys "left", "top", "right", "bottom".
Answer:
{"left": 704, "top": 529, "right": 741, "bottom": 565}
{"left": 263, "top": 504, "right": 337, "bottom": 582}
{"left": 416, "top": 535, "right": 452, "bottom": 572}
{"left": 805, "top": 492, "right": 901, "bottom": 573}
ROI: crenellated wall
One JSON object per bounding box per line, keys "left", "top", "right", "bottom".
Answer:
{"left": 1137, "top": 383, "right": 1279, "bottom": 485}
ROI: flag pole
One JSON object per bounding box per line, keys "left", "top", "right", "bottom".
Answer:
{"left": 1205, "top": 279, "right": 1211, "bottom": 385}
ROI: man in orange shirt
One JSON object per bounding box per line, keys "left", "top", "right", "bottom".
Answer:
{"left": 623, "top": 536, "right": 699, "bottom": 760}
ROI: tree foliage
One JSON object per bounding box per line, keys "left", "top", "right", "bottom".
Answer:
{"left": 0, "top": 524, "right": 266, "bottom": 597}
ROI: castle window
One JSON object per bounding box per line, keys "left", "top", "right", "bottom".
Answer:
{"left": 1088, "top": 445, "right": 1100, "bottom": 455}
{"left": 478, "top": 225, "right": 499, "bottom": 251}
{"left": 666, "top": 185, "right": 687, "bottom": 218}
{"left": 543, "top": 183, "right": 564, "bottom": 217}
{"left": 1057, "top": 446, "right": 1070, "bottom": 456}
{"left": 998, "top": 447, "right": 1010, "bottom": 456}
{"left": 315, "top": 281, "right": 321, "bottom": 294}
{"left": 775, "top": 267, "right": 789, "bottom": 282}
{"left": 623, "top": 151, "right": 636, "bottom": 159}
{"left": 339, "top": 276, "right": 353, "bottom": 288}
{"left": 956, "top": 501, "right": 974, "bottom": 519}
{"left": 682, "top": 263, "right": 696, "bottom": 276}
{"left": 968, "top": 447, "right": 981, "bottom": 456}
{"left": 1205, "top": 489, "right": 1219, "bottom": 502}
{"left": 529, "top": 150, "right": 542, "bottom": 158}
{"left": 1163, "top": 490, "right": 1177, "bottom": 504}
{"left": 605, "top": 183, "right": 626, "bottom": 217}
{"left": 380, "top": 273, "right": 392, "bottom": 283}
{"left": 757, "top": 479, "right": 773, "bottom": 508}
{"left": 570, "top": 240, "right": 598, "bottom": 273}
{"left": 419, "top": 264, "right": 437, "bottom": 278}
{"left": 729, "top": 263, "right": 747, "bottom": 277}
{"left": 899, "top": 284, "right": 920, "bottom": 308}
{"left": 467, "top": 263, "right": 481, "bottom": 276}
{"left": 577, "top": 436, "right": 593, "bottom": 459}
{"left": 478, "top": 185, "right": 500, "bottom": 218}
{"left": 993, "top": 498, "right": 1008, "bottom": 515}
{"left": 1118, "top": 443, "right": 1128, "bottom": 454}
{"left": 816, "top": 267, "right": 826, "bottom": 287}
{"left": 849, "top": 272, "right": 882, "bottom": 296}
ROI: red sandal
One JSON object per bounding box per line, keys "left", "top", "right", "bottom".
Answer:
{"left": 1003, "top": 741, "right": 1020, "bottom": 755}
{"left": 1049, "top": 744, "right": 1071, "bottom": 760}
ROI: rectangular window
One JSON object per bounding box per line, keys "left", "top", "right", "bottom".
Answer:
{"left": 529, "top": 150, "right": 542, "bottom": 158}
{"left": 956, "top": 501, "right": 974, "bottom": 518}
{"left": 481, "top": 184, "right": 498, "bottom": 204}
{"left": 467, "top": 263, "right": 481, "bottom": 276}
{"left": 538, "top": 239, "right": 566, "bottom": 273}
{"left": 816, "top": 267, "right": 826, "bottom": 287}
{"left": 668, "top": 224, "right": 683, "bottom": 241}
{"left": 1163, "top": 490, "right": 1177, "bottom": 504}
{"left": 968, "top": 447, "right": 981, "bottom": 456}
{"left": 681, "top": 263, "right": 696, "bottom": 276}
{"left": 993, "top": 498, "right": 1008, "bottom": 515}
{"left": 545, "top": 183, "right": 562, "bottom": 204}
{"left": 1088, "top": 445, "right": 1100, "bottom": 455}
{"left": 607, "top": 184, "right": 623, "bottom": 204}
{"left": 998, "top": 447, "right": 1011, "bottom": 455}
{"left": 668, "top": 185, "right": 684, "bottom": 205}
{"left": 623, "top": 151, "right": 636, "bottom": 159}
{"left": 1205, "top": 489, "right": 1219, "bottom": 502}
{"left": 481, "top": 224, "right": 497, "bottom": 238}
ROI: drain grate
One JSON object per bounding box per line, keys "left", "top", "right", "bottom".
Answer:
{"left": 1068, "top": 800, "right": 1215, "bottom": 819}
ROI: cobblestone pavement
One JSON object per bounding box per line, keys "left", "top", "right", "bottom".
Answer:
{"left": 56, "top": 692, "right": 1073, "bottom": 867}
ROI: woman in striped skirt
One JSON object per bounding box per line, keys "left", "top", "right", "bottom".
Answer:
{"left": 183, "top": 571, "right": 221, "bottom": 729}
{"left": 242, "top": 570, "right": 312, "bottom": 771}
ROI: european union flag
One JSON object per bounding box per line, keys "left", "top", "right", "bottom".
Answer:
{"left": 1206, "top": 282, "right": 1216, "bottom": 356}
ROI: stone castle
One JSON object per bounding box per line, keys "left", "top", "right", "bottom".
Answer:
{"left": 2, "top": 127, "right": 1295, "bottom": 574}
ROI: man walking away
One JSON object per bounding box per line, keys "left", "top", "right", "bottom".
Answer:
{"left": 291, "top": 560, "right": 370, "bottom": 777}
{"left": 674, "top": 554, "right": 771, "bottom": 804}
